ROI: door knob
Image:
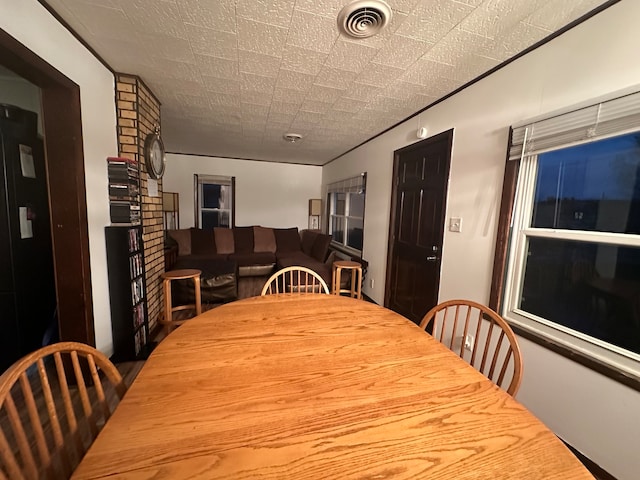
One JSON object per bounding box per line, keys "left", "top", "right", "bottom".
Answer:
{"left": 426, "top": 256, "right": 438, "bottom": 262}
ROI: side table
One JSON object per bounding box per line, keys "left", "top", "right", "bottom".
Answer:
{"left": 160, "top": 269, "right": 202, "bottom": 335}
{"left": 332, "top": 260, "right": 362, "bottom": 299}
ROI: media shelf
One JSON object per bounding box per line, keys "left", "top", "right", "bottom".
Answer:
{"left": 105, "top": 226, "right": 153, "bottom": 361}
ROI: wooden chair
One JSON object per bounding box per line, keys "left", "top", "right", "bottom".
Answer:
{"left": 0, "top": 342, "right": 127, "bottom": 480}
{"left": 261, "top": 266, "right": 330, "bottom": 296}
{"left": 419, "top": 300, "right": 523, "bottom": 396}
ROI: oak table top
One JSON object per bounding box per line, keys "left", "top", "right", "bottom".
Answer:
{"left": 72, "top": 294, "right": 593, "bottom": 479}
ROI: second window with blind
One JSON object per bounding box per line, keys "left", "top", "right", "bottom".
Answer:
{"left": 327, "top": 173, "right": 366, "bottom": 255}
{"left": 501, "top": 89, "right": 640, "bottom": 372}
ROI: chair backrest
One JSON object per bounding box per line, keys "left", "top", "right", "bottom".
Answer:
{"left": 261, "top": 266, "right": 330, "bottom": 295}
{"left": 419, "top": 300, "right": 523, "bottom": 396}
{"left": 0, "top": 342, "right": 127, "bottom": 480}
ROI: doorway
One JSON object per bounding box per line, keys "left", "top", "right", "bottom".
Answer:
{"left": 0, "top": 28, "right": 95, "bottom": 368}
{"left": 384, "top": 129, "right": 453, "bottom": 323}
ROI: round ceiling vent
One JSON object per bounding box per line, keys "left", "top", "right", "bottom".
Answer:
{"left": 337, "top": 0, "right": 393, "bottom": 39}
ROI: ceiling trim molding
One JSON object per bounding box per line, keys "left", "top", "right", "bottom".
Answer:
{"left": 165, "top": 151, "right": 323, "bottom": 167}
{"left": 38, "top": 0, "right": 114, "bottom": 73}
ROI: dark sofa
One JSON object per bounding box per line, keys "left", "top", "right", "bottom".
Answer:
{"left": 167, "top": 226, "right": 334, "bottom": 302}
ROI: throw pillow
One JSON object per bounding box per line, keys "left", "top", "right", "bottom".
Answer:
{"left": 300, "top": 230, "right": 317, "bottom": 256}
{"left": 233, "top": 226, "right": 254, "bottom": 253}
{"left": 214, "top": 227, "right": 235, "bottom": 254}
{"left": 311, "top": 233, "right": 331, "bottom": 262}
{"left": 274, "top": 227, "right": 301, "bottom": 253}
{"left": 253, "top": 226, "right": 276, "bottom": 253}
{"left": 190, "top": 228, "right": 216, "bottom": 255}
{"left": 168, "top": 229, "right": 191, "bottom": 256}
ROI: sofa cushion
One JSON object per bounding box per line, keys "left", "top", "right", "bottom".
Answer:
{"left": 168, "top": 229, "right": 191, "bottom": 256}
{"left": 253, "top": 226, "right": 276, "bottom": 253}
{"left": 311, "top": 233, "right": 332, "bottom": 262}
{"left": 174, "top": 255, "right": 236, "bottom": 275}
{"left": 274, "top": 227, "right": 301, "bottom": 253}
{"left": 214, "top": 227, "right": 234, "bottom": 254}
{"left": 230, "top": 252, "right": 276, "bottom": 266}
{"left": 300, "top": 230, "right": 317, "bottom": 256}
{"left": 190, "top": 228, "right": 216, "bottom": 255}
{"left": 276, "top": 252, "right": 332, "bottom": 287}
{"left": 171, "top": 256, "right": 237, "bottom": 304}
{"left": 234, "top": 226, "right": 254, "bottom": 254}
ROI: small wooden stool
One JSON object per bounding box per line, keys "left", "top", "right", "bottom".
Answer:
{"left": 332, "top": 260, "right": 362, "bottom": 299}
{"left": 160, "top": 269, "right": 202, "bottom": 335}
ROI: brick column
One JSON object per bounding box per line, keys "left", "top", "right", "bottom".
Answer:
{"left": 115, "top": 74, "right": 164, "bottom": 333}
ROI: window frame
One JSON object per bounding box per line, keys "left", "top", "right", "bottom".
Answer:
{"left": 326, "top": 173, "right": 366, "bottom": 256}
{"left": 491, "top": 93, "right": 640, "bottom": 392}
{"left": 194, "top": 174, "right": 235, "bottom": 229}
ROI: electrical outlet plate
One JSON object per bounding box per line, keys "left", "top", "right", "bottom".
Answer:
{"left": 464, "top": 334, "right": 474, "bottom": 351}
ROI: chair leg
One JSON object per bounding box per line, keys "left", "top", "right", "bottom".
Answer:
{"left": 194, "top": 275, "right": 202, "bottom": 315}
{"left": 163, "top": 278, "right": 172, "bottom": 335}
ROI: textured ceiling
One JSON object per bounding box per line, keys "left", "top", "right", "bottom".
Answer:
{"left": 43, "top": 0, "right": 610, "bottom": 165}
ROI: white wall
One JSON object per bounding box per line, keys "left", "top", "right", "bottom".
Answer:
{"left": 323, "top": 1, "right": 640, "bottom": 478}
{"left": 164, "top": 154, "right": 322, "bottom": 230}
{"left": 1, "top": 1, "right": 118, "bottom": 354}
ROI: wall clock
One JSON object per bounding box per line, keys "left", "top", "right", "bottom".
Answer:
{"left": 144, "top": 129, "right": 165, "bottom": 179}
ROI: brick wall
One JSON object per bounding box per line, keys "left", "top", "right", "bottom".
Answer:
{"left": 115, "top": 73, "right": 164, "bottom": 333}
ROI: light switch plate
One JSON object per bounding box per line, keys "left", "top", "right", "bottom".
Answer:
{"left": 449, "top": 217, "right": 462, "bottom": 232}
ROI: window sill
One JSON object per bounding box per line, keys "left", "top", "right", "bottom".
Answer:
{"left": 329, "top": 241, "right": 362, "bottom": 258}
{"left": 508, "top": 321, "right": 640, "bottom": 393}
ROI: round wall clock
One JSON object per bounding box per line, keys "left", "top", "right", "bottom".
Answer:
{"left": 144, "top": 130, "right": 165, "bottom": 179}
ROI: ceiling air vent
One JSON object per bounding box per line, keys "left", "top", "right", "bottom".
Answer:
{"left": 337, "top": 0, "right": 392, "bottom": 39}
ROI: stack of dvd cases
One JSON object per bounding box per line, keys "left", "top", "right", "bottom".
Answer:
{"left": 107, "top": 156, "right": 140, "bottom": 224}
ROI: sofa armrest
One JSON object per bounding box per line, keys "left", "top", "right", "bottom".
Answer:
{"left": 325, "top": 250, "right": 337, "bottom": 266}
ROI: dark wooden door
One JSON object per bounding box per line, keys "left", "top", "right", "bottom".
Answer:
{"left": 385, "top": 129, "right": 453, "bottom": 323}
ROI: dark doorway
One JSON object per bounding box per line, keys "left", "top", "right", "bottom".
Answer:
{"left": 385, "top": 129, "right": 453, "bottom": 323}
{"left": 0, "top": 28, "right": 95, "bottom": 370}
{"left": 0, "top": 104, "right": 57, "bottom": 372}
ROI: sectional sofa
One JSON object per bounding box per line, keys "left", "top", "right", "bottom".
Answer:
{"left": 166, "top": 226, "right": 334, "bottom": 302}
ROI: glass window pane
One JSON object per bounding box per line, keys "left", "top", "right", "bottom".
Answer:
{"left": 348, "top": 192, "right": 365, "bottom": 218}
{"left": 346, "top": 218, "right": 363, "bottom": 251}
{"left": 335, "top": 193, "right": 346, "bottom": 216}
{"left": 519, "top": 237, "right": 640, "bottom": 355}
{"left": 202, "top": 184, "right": 221, "bottom": 209}
{"left": 202, "top": 210, "right": 230, "bottom": 229}
{"left": 532, "top": 132, "right": 640, "bottom": 233}
{"left": 331, "top": 216, "right": 344, "bottom": 243}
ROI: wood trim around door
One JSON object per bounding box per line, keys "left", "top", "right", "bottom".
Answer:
{"left": 0, "top": 28, "right": 95, "bottom": 346}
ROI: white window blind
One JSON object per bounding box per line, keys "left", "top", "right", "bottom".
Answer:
{"left": 327, "top": 173, "right": 366, "bottom": 194}
{"left": 195, "top": 174, "right": 233, "bottom": 187}
{"left": 509, "top": 90, "right": 640, "bottom": 160}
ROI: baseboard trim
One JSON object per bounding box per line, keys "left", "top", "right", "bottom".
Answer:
{"left": 561, "top": 439, "right": 617, "bottom": 479}
{"left": 362, "top": 293, "right": 376, "bottom": 304}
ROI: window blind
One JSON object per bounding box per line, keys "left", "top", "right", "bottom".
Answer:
{"left": 327, "top": 172, "right": 366, "bottom": 194}
{"left": 195, "top": 174, "right": 233, "bottom": 186}
{"left": 509, "top": 90, "right": 640, "bottom": 160}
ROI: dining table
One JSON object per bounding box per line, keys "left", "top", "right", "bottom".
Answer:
{"left": 72, "top": 294, "right": 593, "bottom": 479}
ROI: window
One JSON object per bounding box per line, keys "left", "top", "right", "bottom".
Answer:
{"left": 327, "top": 173, "right": 366, "bottom": 254}
{"left": 498, "top": 90, "right": 640, "bottom": 378}
{"left": 194, "top": 174, "right": 235, "bottom": 229}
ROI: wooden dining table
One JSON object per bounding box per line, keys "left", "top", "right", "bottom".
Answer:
{"left": 72, "top": 294, "right": 593, "bottom": 479}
